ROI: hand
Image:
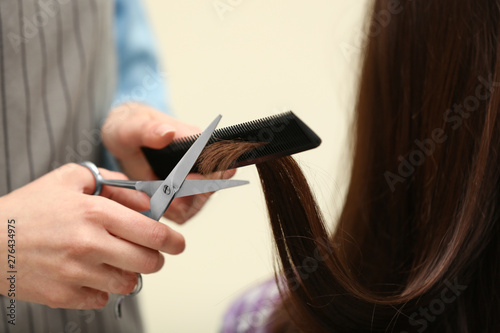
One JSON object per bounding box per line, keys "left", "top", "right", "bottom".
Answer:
{"left": 101, "top": 103, "right": 235, "bottom": 223}
{"left": 0, "top": 163, "right": 185, "bottom": 309}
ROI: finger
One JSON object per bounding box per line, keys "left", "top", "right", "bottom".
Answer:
{"left": 222, "top": 168, "right": 236, "bottom": 179}
{"left": 73, "top": 288, "right": 110, "bottom": 309}
{"left": 80, "top": 265, "right": 139, "bottom": 296}
{"left": 48, "top": 287, "right": 109, "bottom": 310}
{"left": 101, "top": 187, "right": 151, "bottom": 212}
{"left": 164, "top": 194, "right": 211, "bottom": 224}
{"left": 122, "top": 119, "right": 176, "bottom": 150}
{"left": 98, "top": 169, "right": 151, "bottom": 212}
{"left": 103, "top": 104, "right": 176, "bottom": 156}
{"left": 99, "top": 235, "right": 166, "bottom": 274}
{"left": 162, "top": 170, "right": 236, "bottom": 223}
{"left": 117, "top": 155, "right": 158, "bottom": 181}
{"left": 97, "top": 198, "right": 186, "bottom": 255}
{"left": 103, "top": 106, "right": 176, "bottom": 179}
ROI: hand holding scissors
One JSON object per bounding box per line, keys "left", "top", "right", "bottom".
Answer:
{"left": 80, "top": 115, "right": 248, "bottom": 318}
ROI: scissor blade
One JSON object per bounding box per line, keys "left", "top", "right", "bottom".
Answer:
{"left": 175, "top": 179, "right": 249, "bottom": 198}
{"left": 149, "top": 115, "right": 222, "bottom": 221}
{"left": 169, "top": 115, "right": 222, "bottom": 187}
{"left": 135, "top": 181, "right": 165, "bottom": 198}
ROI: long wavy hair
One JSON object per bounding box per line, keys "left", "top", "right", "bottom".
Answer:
{"left": 201, "top": 0, "right": 500, "bottom": 331}
{"left": 260, "top": 0, "right": 500, "bottom": 331}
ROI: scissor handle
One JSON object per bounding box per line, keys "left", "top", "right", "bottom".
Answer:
{"left": 78, "top": 161, "right": 145, "bottom": 320}
{"left": 79, "top": 162, "right": 148, "bottom": 193}
{"left": 114, "top": 273, "right": 142, "bottom": 319}
{"left": 100, "top": 179, "right": 139, "bottom": 191}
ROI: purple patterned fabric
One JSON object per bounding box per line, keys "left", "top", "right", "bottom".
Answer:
{"left": 221, "top": 279, "right": 282, "bottom": 333}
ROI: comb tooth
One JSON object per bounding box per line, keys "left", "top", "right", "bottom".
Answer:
{"left": 180, "top": 138, "right": 190, "bottom": 150}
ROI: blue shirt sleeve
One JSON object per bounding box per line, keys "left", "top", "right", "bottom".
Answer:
{"left": 104, "top": 0, "right": 171, "bottom": 170}
{"left": 113, "top": 0, "right": 171, "bottom": 114}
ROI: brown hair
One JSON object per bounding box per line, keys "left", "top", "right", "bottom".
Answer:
{"left": 200, "top": 0, "right": 500, "bottom": 330}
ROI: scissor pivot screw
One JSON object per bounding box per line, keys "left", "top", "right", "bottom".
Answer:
{"left": 163, "top": 185, "right": 171, "bottom": 195}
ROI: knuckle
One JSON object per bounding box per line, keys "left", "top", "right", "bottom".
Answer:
{"left": 78, "top": 197, "right": 95, "bottom": 217}
{"left": 57, "top": 263, "right": 82, "bottom": 282}
{"left": 149, "top": 223, "right": 170, "bottom": 250}
{"left": 81, "top": 198, "right": 112, "bottom": 227}
{"left": 46, "top": 290, "right": 73, "bottom": 309}
{"left": 105, "top": 170, "right": 128, "bottom": 181}
{"left": 102, "top": 107, "right": 126, "bottom": 133}
{"left": 77, "top": 290, "right": 109, "bottom": 309}
{"left": 60, "top": 162, "right": 79, "bottom": 173}
{"left": 118, "top": 274, "right": 138, "bottom": 295}
{"left": 174, "top": 212, "right": 189, "bottom": 225}
{"left": 93, "top": 291, "right": 110, "bottom": 309}
{"left": 116, "top": 125, "right": 130, "bottom": 145}
{"left": 108, "top": 271, "right": 138, "bottom": 295}
{"left": 66, "top": 232, "right": 99, "bottom": 258}
{"left": 142, "top": 252, "right": 163, "bottom": 273}
{"left": 52, "top": 163, "right": 82, "bottom": 184}
{"left": 82, "top": 198, "right": 105, "bottom": 220}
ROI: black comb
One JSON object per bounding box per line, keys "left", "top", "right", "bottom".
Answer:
{"left": 142, "top": 111, "right": 321, "bottom": 179}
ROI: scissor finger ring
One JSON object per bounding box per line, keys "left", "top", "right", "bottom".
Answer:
{"left": 79, "top": 161, "right": 104, "bottom": 196}
{"left": 114, "top": 273, "right": 143, "bottom": 319}
{"left": 78, "top": 161, "right": 142, "bottom": 319}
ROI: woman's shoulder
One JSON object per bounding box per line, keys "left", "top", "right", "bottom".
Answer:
{"left": 220, "top": 278, "right": 282, "bottom": 333}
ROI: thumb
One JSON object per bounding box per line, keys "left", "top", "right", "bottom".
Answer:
{"left": 137, "top": 121, "right": 177, "bottom": 150}
{"left": 102, "top": 104, "right": 176, "bottom": 159}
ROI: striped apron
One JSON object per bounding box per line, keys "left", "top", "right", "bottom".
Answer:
{"left": 0, "top": 1, "right": 143, "bottom": 331}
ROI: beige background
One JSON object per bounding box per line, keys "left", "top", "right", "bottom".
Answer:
{"left": 140, "top": 1, "right": 369, "bottom": 332}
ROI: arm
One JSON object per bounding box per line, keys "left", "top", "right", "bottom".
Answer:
{"left": 104, "top": 0, "right": 233, "bottom": 223}
{"left": 0, "top": 0, "right": 191, "bottom": 310}
{"left": 113, "top": 0, "right": 170, "bottom": 113}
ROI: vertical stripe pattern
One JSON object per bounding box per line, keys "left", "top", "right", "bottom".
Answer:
{"left": 18, "top": 0, "right": 35, "bottom": 181}
{"left": 56, "top": 5, "right": 74, "bottom": 149}
{"left": 72, "top": 0, "right": 86, "bottom": 146}
{"left": 0, "top": 0, "right": 143, "bottom": 332}
{"left": 0, "top": 2, "right": 11, "bottom": 192}
{"left": 35, "top": 0, "right": 56, "bottom": 167}
{"left": 87, "top": 0, "right": 99, "bottom": 129}
{"left": 26, "top": 303, "right": 34, "bottom": 333}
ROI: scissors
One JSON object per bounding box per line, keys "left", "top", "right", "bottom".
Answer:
{"left": 79, "top": 115, "right": 248, "bottom": 318}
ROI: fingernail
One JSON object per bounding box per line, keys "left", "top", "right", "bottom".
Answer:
{"left": 154, "top": 124, "right": 175, "bottom": 137}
